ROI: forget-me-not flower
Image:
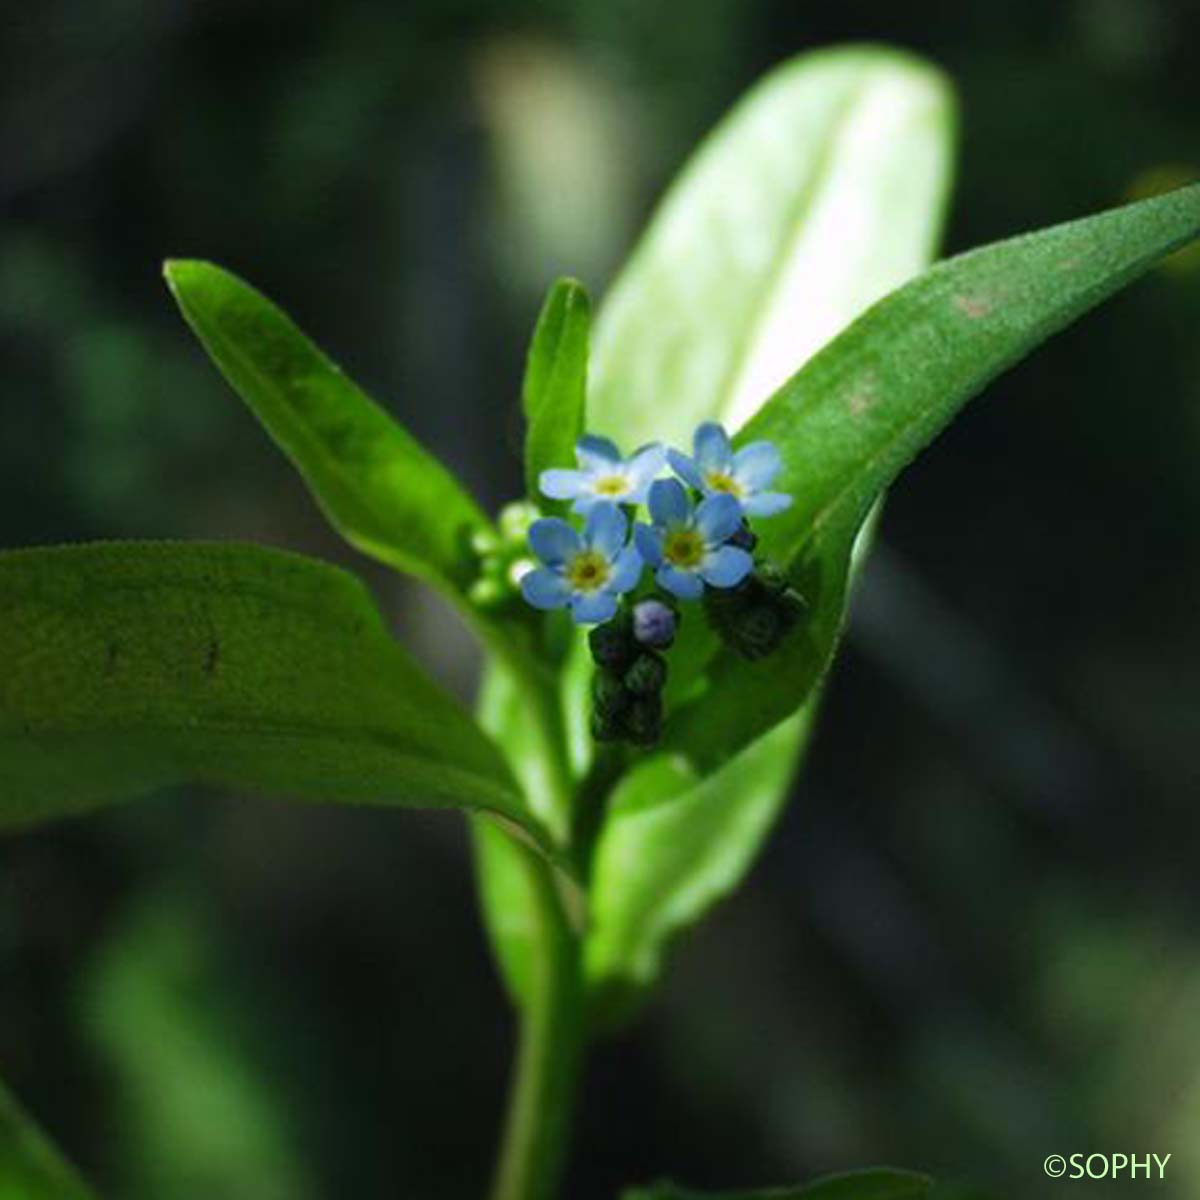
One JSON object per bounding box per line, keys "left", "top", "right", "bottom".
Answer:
{"left": 668, "top": 421, "right": 792, "bottom": 517}
{"left": 520, "top": 503, "right": 642, "bottom": 624}
{"left": 634, "top": 478, "right": 753, "bottom": 601}
{"left": 540, "top": 435, "right": 666, "bottom": 513}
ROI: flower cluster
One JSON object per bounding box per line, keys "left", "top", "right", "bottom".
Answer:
{"left": 519, "top": 422, "right": 792, "bottom": 621}
{"left": 483, "top": 420, "right": 803, "bottom": 747}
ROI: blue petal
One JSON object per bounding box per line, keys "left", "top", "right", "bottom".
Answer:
{"left": 528, "top": 517, "right": 581, "bottom": 566}
{"left": 732, "top": 441, "right": 781, "bottom": 490}
{"left": 576, "top": 434, "right": 621, "bottom": 470}
{"left": 648, "top": 477, "right": 690, "bottom": 526}
{"left": 571, "top": 591, "right": 618, "bottom": 624}
{"left": 539, "top": 468, "right": 587, "bottom": 501}
{"left": 584, "top": 502, "right": 627, "bottom": 559}
{"left": 699, "top": 545, "right": 753, "bottom": 589}
{"left": 520, "top": 567, "right": 571, "bottom": 610}
{"left": 694, "top": 493, "right": 743, "bottom": 545}
{"left": 623, "top": 446, "right": 667, "bottom": 503}
{"left": 694, "top": 421, "right": 732, "bottom": 472}
{"left": 634, "top": 523, "right": 663, "bottom": 566}
{"left": 626, "top": 443, "right": 667, "bottom": 485}
{"left": 656, "top": 564, "right": 704, "bottom": 600}
{"left": 607, "top": 545, "right": 643, "bottom": 594}
{"left": 667, "top": 448, "right": 704, "bottom": 490}
{"left": 740, "top": 491, "right": 793, "bottom": 517}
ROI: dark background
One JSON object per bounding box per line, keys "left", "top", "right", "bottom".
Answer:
{"left": 3, "top": 2, "right": 1199, "bottom": 1197}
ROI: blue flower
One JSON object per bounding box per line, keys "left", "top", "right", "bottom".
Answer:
{"left": 667, "top": 421, "right": 792, "bottom": 517}
{"left": 540, "top": 435, "right": 666, "bottom": 513}
{"left": 520, "top": 503, "right": 643, "bottom": 624}
{"left": 634, "top": 479, "right": 753, "bottom": 601}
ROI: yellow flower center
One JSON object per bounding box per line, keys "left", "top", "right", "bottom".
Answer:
{"left": 663, "top": 528, "right": 704, "bottom": 570}
{"left": 704, "top": 470, "right": 744, "bottom": 497}
{"left": 594, "top": 475, "right": 630, "bottom": 497}
{"left": 567, "top": 550, "right": 611, "bottom": 593}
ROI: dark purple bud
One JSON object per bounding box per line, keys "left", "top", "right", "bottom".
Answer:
{"left": 728, "top": 522, "right": 758, "bottom": 552}
{"left": 632, "top": 599, "right": 677, "bottom": 648}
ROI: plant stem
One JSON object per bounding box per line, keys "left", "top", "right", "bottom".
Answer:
{"left": 488, "top": 847, "right": 583, "bottom": 1200}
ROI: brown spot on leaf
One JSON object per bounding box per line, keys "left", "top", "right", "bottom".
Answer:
{"left": 953, "top": 294, "right": 992, "bottom": 319}
{"left": 848, "top": 391, "right": 875, "bottom": 417}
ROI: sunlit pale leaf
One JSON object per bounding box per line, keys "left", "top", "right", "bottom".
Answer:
{"left": 589, "top": 46, "right": 955, "bottom": 449}
{"left": 585, "top": 712, "right": 810, "bottom": 1025}
{"left": 569, "top": 47, "right": 955, "bottom": 1016}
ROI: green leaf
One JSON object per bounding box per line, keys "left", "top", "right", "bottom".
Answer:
{"left": 0, "top": 1080, "right": 95, "bottom": 1199}
{"left": 80, "top": 892, "right": 313, "bottom": 1199}
{"left": 621, "top": 1167, "right": 933, "bottom": 1200}
{"left": 667, "top": 181, "right": 1200, "bottom": 771}
{"left": 568, "top": 46, "right": 955, "bottom": 1019}
{"left": 471, "top": 661, "right": 555, "bottom": 1007}
{"left": 523, "top": 278, "right": 590, "bottom": 504}
{"left": 0, "top": 541, "right": 545, "bottom": 848}
{"left": 589, "top": 45, "right": 956, "bottom": 451}
{"left": 584, "top": 711, "right": 811, "bottom": 1025}
{"left": 164, "top": 259, "right": 488, "bottom": 594}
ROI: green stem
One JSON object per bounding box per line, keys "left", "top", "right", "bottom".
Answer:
{"left": 488, "top": 847, "right": 583, "bottom": 1200}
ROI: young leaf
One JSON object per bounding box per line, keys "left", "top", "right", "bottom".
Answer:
{"left": 584, "top": 711, "right": 811, "bottom": 1026}
{"left": 0, "top": 542, "right": 546, "bottom": 849}
{"left": 164, "top": 260, "right": 489, "bottom": 594}
{"left": 589, "top": 45, "right": 956, "bottom": 450}
{"left": 0, "top": 1080, "right": 96, "bottom": 1199}
{"left": 667, "top": 181, "right": 1200, "bottom": 770}
{"left": 523, "top": 278, "right": 590, "bottom": 504}
{"left": 621, "top": 1168, "right": 933, "bottom": 1200}
{"left": 565, "top": 46, "right": 955, "bottom": 1020}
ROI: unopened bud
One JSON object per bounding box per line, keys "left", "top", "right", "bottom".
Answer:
{"left": 631, "top": 599, "right": 677, "bottom": 649}
{"left": 624, "top": 693, "right": 663, "bottom": 747}
{"left": 624, "top": 651, "right": 666, "bottom": 697}
{"left": 592, "top": 669, "right": 630, "bottom": 719}
{"left": 589, "top": 615, "right": 635, "bottom": 671}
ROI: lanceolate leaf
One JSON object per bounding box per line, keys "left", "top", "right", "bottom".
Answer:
{"left": 560, "top": 47, "right": 955, "bottom": 1020}
{"left": 667, "top": 181, "right": 1200, "bottom": 770}
{"left": 523, "top": 278, "right": 590, "bottom": 504}
{"left": 0, "top": 542, "right": 544, "bottom": 846}
{"left": 621, "top": 1167, "right": 934, "bottom": 1200}
{"left": 0, "top": 1079, "right": 96, "bottom": 1199}
{"left": 164, "top": 260, "right": 488, "bottom": 594}
{"left": 584, "top": 712, "right": 810, "bottom": 1024}
{"left": 589, "top": 46, "right": 956, "bottom": 450}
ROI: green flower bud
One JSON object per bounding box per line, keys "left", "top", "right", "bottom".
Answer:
{"left": 588, "top": 613, "right": 635, "bottom": 671}
{"left": 703, "top": 561, "right": 806, "bottom": 660}
{"left": 592, "top": 668, "right": 630, "bottom": 719}
{"left": 624, "top": 693, "right": 663, "bottom": 747}
{"left": 623, "top": 651, "right": 666, "bottom": 697}
{"left": 498, "top": 500, "right": 540, "bottom": 543}
{"left": 471, "top": 527, "right": 501, "bottom": 556}
{"left": 468, "top": 577, "right": 507, "bottom": 608}
{"left": 591, "top": 706, "right": 626, "bottom": 743}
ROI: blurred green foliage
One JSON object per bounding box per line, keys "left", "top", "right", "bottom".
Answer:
{"left": 3, "top": 2, "right": 1200, "bottom": 1198}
